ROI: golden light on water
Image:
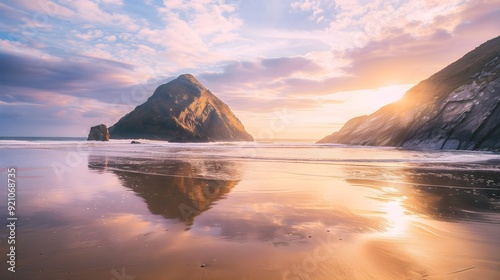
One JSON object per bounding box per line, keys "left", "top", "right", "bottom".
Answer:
{"left": 383, "top": 198, "right": 408, "bottom": 236}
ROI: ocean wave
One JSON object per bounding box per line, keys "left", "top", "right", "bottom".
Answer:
{"left": 1, "top": 139, "right": 500, "bottom": 168}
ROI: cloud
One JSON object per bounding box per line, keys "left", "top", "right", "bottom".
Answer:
{"left": 219, "top": 96, "right": 343, "bottom": 112}
{"left": 230, "top": 0, "right": 500, "bottom": 97}
{"left": 0, "top": 50, "right": 137, "bottom": 105}
{"left": 0, "top": 0, "right": 498, "bottom": 138}
{"left": 0, "top": 84, "right": 136, "bottom": 136}
{"left": 133, "top": 0, "right": 243, "bottom": 68}
{"left": 202, "top": 0, "right": 500, "bottom": 109}
{"left": 291, "top": 0, "right": 337, "bottom": 23}
{"left": 69, "top": 0, "right": 137, "bottom": 29}
{"left": 0, "top": 2, "right": 31, "bottom": 28}
{"left": 0, "top": 102, "right": 85, "bottom": 136}
{"left": 15, "top": 0, "right": 136, "bottom": 29}
{"left": 201, "top": 56, "right": 325, "bottom": 88}
{"left": 104, "top": 35, "right": 117, "bottom": 42}
{"left": 15, "top": 0, "right": 76, "bottom": 18}
{"left": 73, "top": 29, "right": 104, "bottom": 41}
{"left": 98, "top": 0, "right": 123, "bottom": 6}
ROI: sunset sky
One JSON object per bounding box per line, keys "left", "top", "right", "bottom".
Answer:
{"left": 0, "top": 0, "right": 499, "bottom": 139}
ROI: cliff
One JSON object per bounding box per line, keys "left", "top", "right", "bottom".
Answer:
{"left": 319, "top": 36, "right": 500, "bottom": 151}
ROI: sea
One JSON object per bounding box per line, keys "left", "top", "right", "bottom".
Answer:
{"left": 0, "top": 137, "right": 499, "bottom": 279}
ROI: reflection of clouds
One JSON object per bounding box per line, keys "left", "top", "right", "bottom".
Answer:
{"left": 18, "top": 158, "right": 124, "bottom": 210}
{"left": 11, "top": 148, "right": 500, "bottom": 279}
{"left": 194, "top": 203, "right": 385, "bottom": 242}
{"left": 99, "top": 214, "right": 164, "bottom": 242}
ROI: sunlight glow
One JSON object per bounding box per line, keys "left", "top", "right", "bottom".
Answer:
{"left": 375, "top": 85, "right": 408, "bottom": 104}
{"left": 384, "top": 199, "right": 408, "bottom": 236}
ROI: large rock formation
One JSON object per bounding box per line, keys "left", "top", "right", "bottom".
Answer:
{"left": 87, "top": 124, "right": 110, "bottom": 141}
{"left": 318, "top": 36, "right": 500, "bottom": 151}
{"left": 109, "top": 74, "right": 253, "bottom": 142}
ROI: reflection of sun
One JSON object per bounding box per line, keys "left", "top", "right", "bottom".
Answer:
{"left": 384, "top": 199, "right": 408, "bottom": 236}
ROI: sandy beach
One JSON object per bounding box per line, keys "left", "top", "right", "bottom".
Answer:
{"left": 0, "top": 141, "right": 499, "bottom": 279}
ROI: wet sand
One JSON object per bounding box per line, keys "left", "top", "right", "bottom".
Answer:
{"left": 0, "top": 143, "right": 499, "bottom": 279}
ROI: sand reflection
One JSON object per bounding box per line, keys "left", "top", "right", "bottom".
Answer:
{"left": 345, "top": 165, "right": 500, "bottom": 222}
{"left": 383, "top": 199, "right": 408, "bottom": 235}
{"left": 339, "top": 162, "right": 500, "bottom": 278}
{"left": 5, "top": 147, "right": 499, "bottom": 279}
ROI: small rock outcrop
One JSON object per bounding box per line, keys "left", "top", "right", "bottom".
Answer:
{"left": 109, "top": 74, "right": 253, "bottom": 142}
{"left": 318, "top": 35, "right": 500, "bottom": 151}
{"left": 87, "top": 124, "right": 110, "bottom": 141}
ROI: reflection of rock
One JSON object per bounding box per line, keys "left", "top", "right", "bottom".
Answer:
{"left": 345, "top": 165, "right": 500, "bottom": 221}
{"left": 88, "top": 155, "right": 108, "bottom": 173}
{"left": 401, "top": 168, "right": 500, "bottom": 221}
{"left": 88, "top": 156, "right": 240, "bottom": 225}
{"left": 87, "top": 124, "right": 110, "bottom": 141}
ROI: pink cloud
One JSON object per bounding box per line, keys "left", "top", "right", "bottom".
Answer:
{"left": 15, "top": 0, "right": 137, "bottom": 30}
{"left": 16, "top": 0, "right": 76, "bottom": 17}
{"left": 260, "top": 1, "right": 500, "bottom": 97}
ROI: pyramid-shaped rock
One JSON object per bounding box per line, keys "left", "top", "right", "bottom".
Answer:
{"left": 109, "top": 74, "right": 253, "bottom": 142}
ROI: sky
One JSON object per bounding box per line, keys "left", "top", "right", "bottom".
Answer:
{"left": 0, "top": 0, "right": 499, "bottom": 139}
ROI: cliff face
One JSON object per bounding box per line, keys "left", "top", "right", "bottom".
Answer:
{"left": 319, "top": 36, "right": 500, "bottom": 151}
{"left": 109, "top": 74, "right": 253, "bottom": 141}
